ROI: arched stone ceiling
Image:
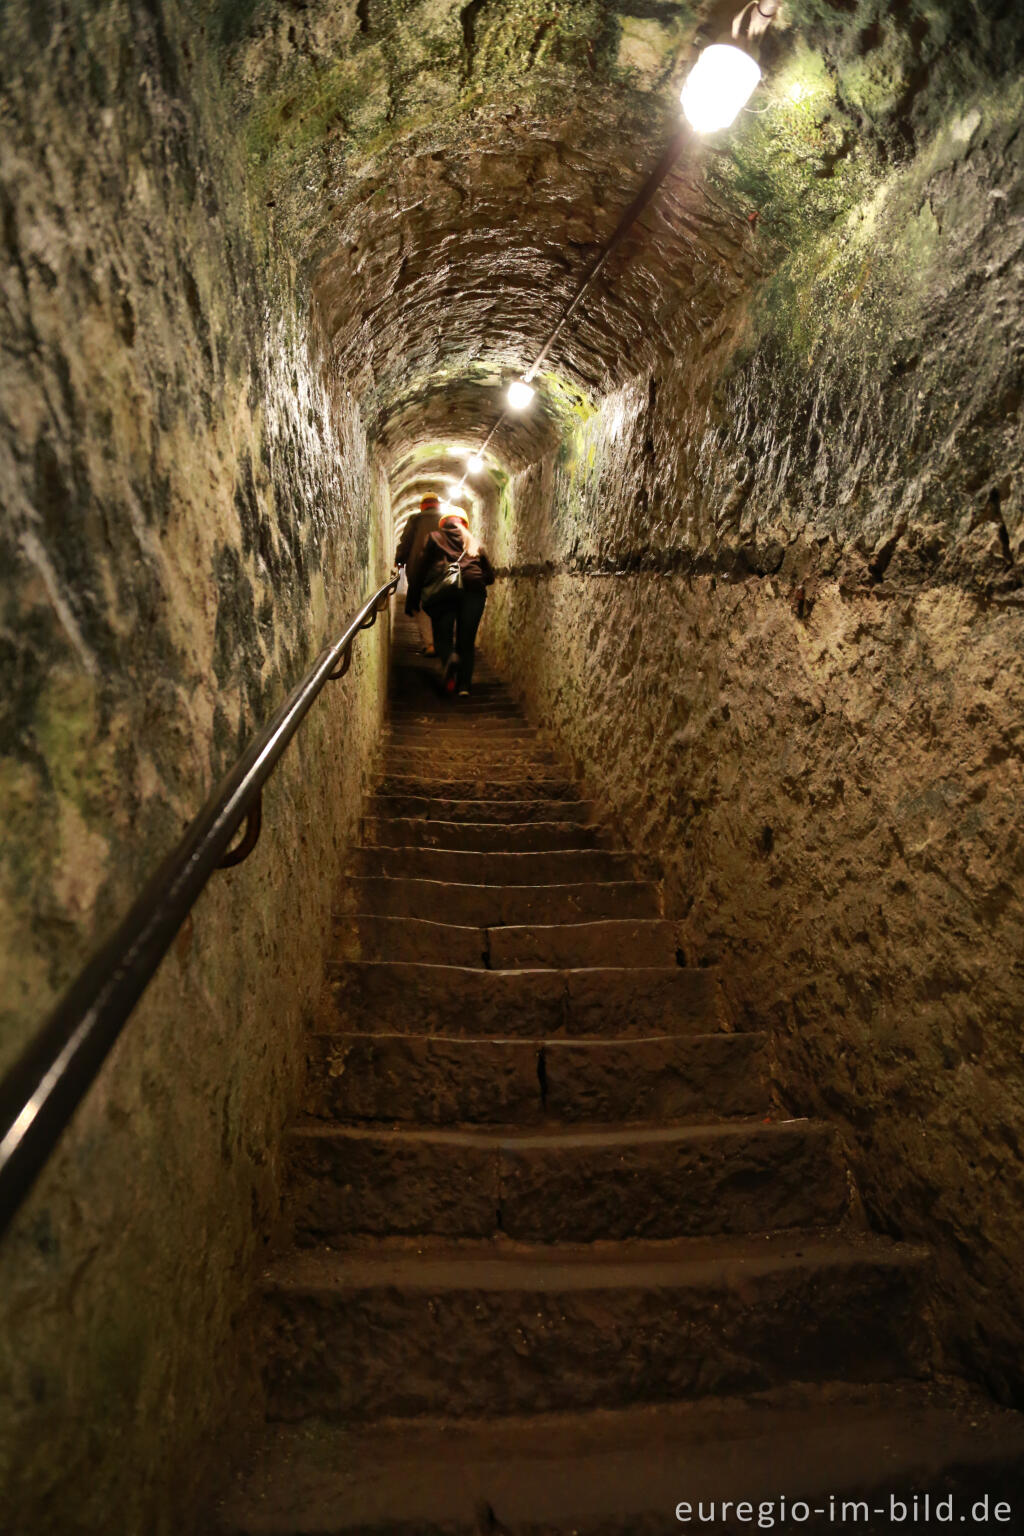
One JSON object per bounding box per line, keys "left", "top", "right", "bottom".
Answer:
{"left": 224, "top": 0, "right": 1024, "bottom": 501}
{"left": 228, "top": 0, "right": 772, "bottom": 493}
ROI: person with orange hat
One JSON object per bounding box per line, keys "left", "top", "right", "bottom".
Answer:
{"left": 395, "top": 493, "right": 443, "bottom": 653}
{"left": 412, "top": 506, "right": 496, "bottom": 696}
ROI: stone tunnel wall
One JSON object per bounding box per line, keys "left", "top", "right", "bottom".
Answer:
{"left": 481, "top": 85, "right": 1024, "bottom": 1402}
{"left": 0, "top": 5, "right": 390, "bottom": 1531}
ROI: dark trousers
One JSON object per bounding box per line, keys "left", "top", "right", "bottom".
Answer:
{"left": 431, "top": 586, "right": 487, "bottom": 691}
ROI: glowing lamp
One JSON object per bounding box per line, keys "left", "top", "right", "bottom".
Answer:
{"left": 680, "top": 44, "right": 761, "bottom": 134}
{"left": 466, "top": 453, "right": 484, "bottom": 474}
{"left": 507, "top": 378, "right": 535, "bottom": 411}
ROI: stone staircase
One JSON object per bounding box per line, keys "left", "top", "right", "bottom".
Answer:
{"left": 219, "top": 621, "right": 1024, "bottom": 1534}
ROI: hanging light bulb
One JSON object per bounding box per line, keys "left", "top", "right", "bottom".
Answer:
{"left": 507, "top": 378, "right": 535, "bottom": 411}
{"left": 465, "top": 452, "right": 485, "bottom": 475}
{"left": 680, "top": 44, "right": 761, "bottom": 134}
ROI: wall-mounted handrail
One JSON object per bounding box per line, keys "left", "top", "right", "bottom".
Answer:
{"left": 0, "top": 575, "right": 399, "bottom": 1241}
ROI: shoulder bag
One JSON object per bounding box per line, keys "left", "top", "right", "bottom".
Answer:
{"left": 420, "top": 550, "right": 467, "bottom": 615}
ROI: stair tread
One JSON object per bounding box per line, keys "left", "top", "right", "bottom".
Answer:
{"left": 355, "top": 847, "right": 644, "bottom": 861}
{"left": 326, "top": 959, "right": 721, "bottom": 1038}
{"left": 362, "top": 820, "right": 604, "bottom": 852}
{"left": 332, "top": 960, "right": 692, "bottom": 977}
{"left": 352, "top": 849, "right": 657, "bottom": 887}
{"left": 219, "top": 1383, "right": 1024, "bottom": 1534}
{"left": 303, "top": 1028, "right": 768, "bottom": 1127}
{"left": 289, "top": 1117, "right": 816, "bottom": 1149}
{"left": 369, "top": 798, "right": 593, "bottom": 817}
{"left": 310, "top": 1028, "right": 749, "bottom": 1045}
{"left": 367, "top": 819, "right": 597, "bottom": 833}
{"left": 340, "top": 915, "right": 672, "bottom": 934}
{"left": 342, "top": 877, "right": 658, "bottom": 894}
{"left": 263, "top": 1229, "right": 927, "bottom": 1292}
{"left": 380, "top": 776, "right": 574, "bottom": 789}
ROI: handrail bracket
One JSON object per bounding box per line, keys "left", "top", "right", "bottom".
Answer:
{"left": 218, "top": 792, "right": 263, "bottom": 869}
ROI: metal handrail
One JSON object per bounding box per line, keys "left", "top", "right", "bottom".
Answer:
{"left": 0, "top": 575, "right": 398, "bottom": 1240}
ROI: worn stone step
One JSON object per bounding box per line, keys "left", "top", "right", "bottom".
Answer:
{"left": 376, "top": 774, "right": 575, "bottom": 800}
{"left": 388, "top": 695, "right": 518, "bottom": 712}
{"left": 383, "top": 737, "right": 547, "bottom": 757}
{"left": 216, "top": 1385, "right": 1024, "bottom": 1536}
{"left": 352, "top": 847, "right": 653, "bottom": 885}
{"left": 333, "top": 915, "right": 679, "bottom": 969}
{"left": 303, "top": 1031, "right": 770, "bottom": 1124}
{"left": 491, "top": 918, "right": 677, "bottom": 969}
{"left": 367, "top": 794, "right": 593, "bottom": 824}
{"left": 335, "top": 915, "right": 488, "bottom": 965}
{"left": 286, "top": 1119, "right": 847, "bottom": 1243}
{"left": 339, "top": 877, "right": 663, "bottom": 926}
{"left": 385, "top": 721, "right": 540, "bottom": 740}
{"left": 362, "top": 818, "right": 604, "bottom": 852}
{"left": 386, "top": 710, "right": 526, "bottom": 726}
{"left": 327, "top": 963, "right": 719, "bottom": 1038}
{"left": 383, "top": 743, "right": 558, "bottom": 768}
{"left": 260, "top": 1232, "right": 929, "bottom": 1424}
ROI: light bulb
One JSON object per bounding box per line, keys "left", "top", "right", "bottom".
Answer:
{"left": 507, "top": 378, "right": 535, "bottom": 411}
{"left": 680, "top": 44, "right": 761, "bottom": 134}
{"left": 466, "top": 453, "right": 484, "bottom": 475}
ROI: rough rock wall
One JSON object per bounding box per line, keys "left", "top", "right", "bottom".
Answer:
{"left": 481, "top": 87, "right": 1024, "bottom": 1402}
{"left": 0, "top": 4, "right": 390, "bottom": 1530}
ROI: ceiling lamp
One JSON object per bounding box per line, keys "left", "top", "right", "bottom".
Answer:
{"left": 507, "top": 378, "right": 535, "bottom": 411}
{"left": 680, "top": 43, "right": 761, "bottom": 134}
{"left": 465, "top": 453, "right": 485, "bottom": 474}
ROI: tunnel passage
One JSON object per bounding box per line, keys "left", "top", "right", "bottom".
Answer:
{"left": 2, "top": 0, "right": 1024, "bottom": 1531}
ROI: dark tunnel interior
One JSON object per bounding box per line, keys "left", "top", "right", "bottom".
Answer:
{"left": 2, "top": 0, "right": 1024, "bottom": 1529}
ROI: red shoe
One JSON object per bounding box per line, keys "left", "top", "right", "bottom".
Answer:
{"left": 443, "top": 653, "right": 459, "bottom": 694}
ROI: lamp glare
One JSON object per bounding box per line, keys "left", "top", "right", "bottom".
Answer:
{"left": 466, "top": 453, "right": 485, "bottom": 474}
{"left": 680, "top": 44, "right": 761, "bottom": 134}
{"left": 507, "top": 378, "right": 535, "bottom": 411}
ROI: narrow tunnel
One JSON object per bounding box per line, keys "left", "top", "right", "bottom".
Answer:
{"left": 2, "top": 0, "right": 1024, "bottom": 1530}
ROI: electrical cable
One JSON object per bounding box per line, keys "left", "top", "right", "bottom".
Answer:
{"left": 456, "top": 122, "right": 695, "bottom": 490}
{"left": 456, "top": 1, "right": 779, "bottom": 494}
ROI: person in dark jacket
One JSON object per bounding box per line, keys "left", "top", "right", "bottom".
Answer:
{"left": 395, "top": 493, "right": 443, "bottom": 652}
{"left": 411, "top": 508, "right": 496, "bottom": 695}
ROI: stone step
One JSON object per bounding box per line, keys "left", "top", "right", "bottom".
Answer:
{"left": 367, "top": 794, "right": 593, "bottom": 824}
{"left": 351, "top": 847, "right": 654, "bottom": 885}
{"left": 377, "top": 774, "right": 575, "bottom": 800}
{"left": 385, "top": 722, "right": 541, "bottom": 740}
{"left": 333, "top": 916, "right": 679, "bottom": 969}
{"left": 491, "top": 918, "right": 677, "bottom": 969}
{"left": 286, "top": 1119, "right": 847, "bottom": 1243}
{"left": 361, "top": 818, "right": 605, "bottom": 852}
{"left": 387, "top": 695, "right": 518, "bottom": 713}
{"left": 386, "top": 709, "right": 526, "bottom": 726}
{"left": 327, "top": 963, "right": 719, "bottom": 1038}
{"left": 383, "top": 743, "right": 558, "bottom": 768}
{"left": 259, "top": 1232, "right": 929, "bottom": 1424}
{"left": 338, "top": 877, "right": 664, "bottom": 926}
{"left": 216, "top": 1385, "right": 1024, "bottom": 1536}
{"left": 383, "top": 738, "right": 546, "bottom": 757}
{"left": 303, "top": 1031, "right": 770, "bottom": 1124}
{"left": 334, "top": 915, "right": 489, "bottom": 966}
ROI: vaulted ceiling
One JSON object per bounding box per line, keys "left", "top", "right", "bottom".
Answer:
{"left": 220, "top": 0, "right": 1022, "bottom": 510}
